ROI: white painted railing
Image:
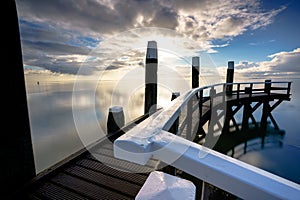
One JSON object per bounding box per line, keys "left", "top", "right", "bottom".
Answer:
{"left": 114, "top": 82, "right": 299, "bottom": 200}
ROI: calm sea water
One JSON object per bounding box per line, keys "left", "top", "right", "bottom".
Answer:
{"left": 26, "top": 78, "right": 300, "bottom": 184}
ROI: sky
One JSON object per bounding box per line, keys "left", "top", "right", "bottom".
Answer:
{"left": 15, "top": 0, "right": 300, "bottom": 82}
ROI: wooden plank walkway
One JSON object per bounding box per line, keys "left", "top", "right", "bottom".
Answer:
{"left": 16, "top": 137, "right": 160, "bottom": 200}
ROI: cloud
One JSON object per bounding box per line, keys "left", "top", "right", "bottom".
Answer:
{"left": 15, "top": 0, "right": 285, "bottom": 75}
{"left": 263, "top": 48, "right": 300, "bottom": 72}
{"left": 228, "top": 48, "right": 300, "bottom": 78}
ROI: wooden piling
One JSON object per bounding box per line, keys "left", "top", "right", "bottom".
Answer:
{"left": 144, "top": 41, "right": 158, "bottom": 115}
{"left": 192, "top": 57, "right": 200, "bottom": 89}
{"left": 226, "top": 61, "right": 234, "bottom": 95}
{"left": 107, "top": 106, "right": 125, "bottom": 134}
{"left": 242, "top": 103, "right": 251, "bottom": 131}
{"left": 260, "top": 80, "right": 272, "bottom": 147}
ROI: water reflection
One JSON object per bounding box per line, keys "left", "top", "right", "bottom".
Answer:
{"left": 27, "top": 83, "right": 84, "bottom": 173}
{"left": 28, "top": 79, "right": 183, "bottom": 173}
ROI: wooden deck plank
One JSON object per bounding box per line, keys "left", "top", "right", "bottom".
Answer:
{"left": 76, "top": 159, "right": 148, "bottom": 186}
{"left": 87, "top": 153, "right": 156, "bottom": 173}
{"left": 64, "top": 165, "right": 141, "bottom": 197}
{"left": 51, "top": 173, "right": 132, "bottom": 200}
{"left": 32, "top": 182, "right": 86, "bottom": 200}
{"left": 92, "top": 145, "right": 160, "bottom": 169}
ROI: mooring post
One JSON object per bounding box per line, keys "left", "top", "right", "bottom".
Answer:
{"left": 144, "top": 41, "right": 158, "bottom": 115}
{"left": 107, "top": 106, "right": 125, "bottom": 134}
{"left": 192, "top": 56, "right": 200, "bottom": 88}
{"left": 192, "top": 57, "right": 200, "bottom": 99}
{"left": 226, "top": 61, "right": 234, "bottom": 95}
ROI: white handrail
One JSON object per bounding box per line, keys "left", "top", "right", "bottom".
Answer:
{"left": 114, "top": 129, "right": 300, "bottom": 200}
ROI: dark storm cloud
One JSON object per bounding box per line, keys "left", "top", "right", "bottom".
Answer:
{"left": 23, "top": 40, "right": 90, "bottom": 55}
{"left": 16, "top": 0, "right": 179, "bottom": 35}
{"left": 15, "top": 0, "right": 285, "bottom": 75}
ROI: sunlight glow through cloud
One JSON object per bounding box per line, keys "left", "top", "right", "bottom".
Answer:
{"left": 15, "top": 0, "right": 288, "bottom": 78}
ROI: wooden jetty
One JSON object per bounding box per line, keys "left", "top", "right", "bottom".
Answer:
{"left": 5, "top": 1, "right": 299, "bottom": 199}
{"left": 13, "top": 67, "right": 293, "bottom": 200}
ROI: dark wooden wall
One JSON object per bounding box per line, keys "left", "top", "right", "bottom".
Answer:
{"left": 1, "top": 0, "right": 36, "bottom": 198}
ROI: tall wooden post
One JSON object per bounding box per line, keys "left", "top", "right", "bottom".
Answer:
{"left": 144, "top": 41, "right": 158, "bottom": 115}
{"left": 226, "top": 61, "right": 234, "bottom": 95}
{"left": 192, "top": 56, "right": 200, "bottom": 89}
{"left": 107, "top": 106, "right": 125, "bottom": 134}
{"left": 2, "top": 1, "right": 36, "bottom": 197}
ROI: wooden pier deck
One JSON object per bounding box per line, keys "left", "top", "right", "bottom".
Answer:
{"left": 14, "top": 115, "right": 162, "bottom": 200}
{"left": 13, "top": 81, "right": 291, "bottom": 200}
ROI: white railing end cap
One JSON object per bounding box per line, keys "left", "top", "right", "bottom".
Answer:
{"left": 114, "top": 136, "right": 152, "bottom": 165}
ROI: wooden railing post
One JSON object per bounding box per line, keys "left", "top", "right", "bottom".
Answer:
{"left": 287, "top": 82, "right": 291, "bottom": 95}
{"left": 210, "top": 86, "right": 216, "bottom": 110}
{"left": 187, "top": 96, "right": 193, "bottom": 141}
{"left": 199, "top": 90, "right": 203, "bottom": 119}
{"left": 163, "top": 92, "right": 181, "bottom": 176}
{"left": 249, "top": 83, "right": 253, "bottom": 98}
{"left": 237, "top": 83, "right": 240, "bottom": 100}
{"left": 242, "top": 103, "right": 251, "bottom": 131}
{"left": 264, "top": 79, "right": 271, "bottom": 95}
{"left": 169, "top": 92, "right": 180, "bottom": 135}
{"left": 261, "top": 79, "right": 270, "bottom": 147}
{"left": 144, "top": 41, "right": 158, "bottom": 115}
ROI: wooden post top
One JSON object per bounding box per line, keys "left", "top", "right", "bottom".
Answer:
{"left": 109, "top": 106, "right": 124, "bottom": 113}
{"left": 192, "top": 57, "right": 200, "bottom": 66}
{"left": 228, "top": 61, "right": 234, "bottom": 69}
{"left": 146, "top": 41, "right": 157, "bottom": 60}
